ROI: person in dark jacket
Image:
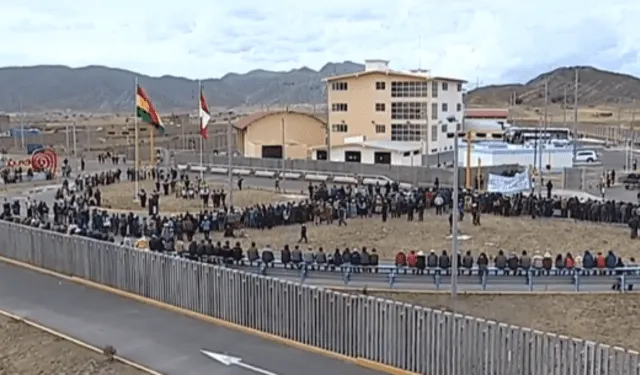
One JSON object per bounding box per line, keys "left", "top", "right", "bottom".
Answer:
{"left": 605, "top": 251, "right": 617, "bottom": 271}
{"left": 477, "top": 252, "right": 489, "bottom": 277}
{"left": 370, "top": 248, "right": 379, "bottom": 272}
{"left": 507, "top": 253, "right": 519, "bottom": 274}
{"left": 462, "top": 251, "right": 474, "bottom": 274}
{"left": 332, "top": 248, "right": 343, "bottom": 268}
{"left": 315, "top": 247, "right": 327, "bottom": 269}
{"left": 416, "top": 251, "right": 426, "bottom": 275}
{"left": 261, "top": 246, "right": 275, "bottom": 266}
{"left": 582, "top": 251, "right": 595, "bottom": 271}
{"left": 426, "top": 250, "right": 438, "bottom": 268}
{"left": 281, "top": 245, "right": 291, "bottom": 268}
{"left": 494, "top": 250, "right": 507, "bottom": 270}
{"left": 438, "top": 250, "right": 451, "bottom": 272}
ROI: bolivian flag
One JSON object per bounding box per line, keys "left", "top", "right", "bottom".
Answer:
{"left": 136, "top": 85, "right": 164, "bottom": 133}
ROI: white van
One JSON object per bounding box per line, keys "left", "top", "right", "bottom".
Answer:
{"left": 574, "top": 150, "right": 599, "bottom": 163}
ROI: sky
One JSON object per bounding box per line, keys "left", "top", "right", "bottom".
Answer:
{"left": 2, "top": 0, "right": 640, "bottom": 85}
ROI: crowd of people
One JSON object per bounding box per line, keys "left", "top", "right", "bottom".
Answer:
{"left": 2, "top": 166, "right": 640, "bottom": 284}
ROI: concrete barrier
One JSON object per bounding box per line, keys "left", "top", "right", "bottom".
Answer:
{"left": 283, "top": 172, "right": 302, "bottom": 180}
{"left": 333, "top": 176, "right": 358, "bottom": 184}
{"left": 255, "top": 170, "right": 276, "bottom": 178}
{"left": 210, "top": 167, "right": 227, "bottom": 174}
{"left": 232, "top": 169, "right": 252, "bottom": 176}
{"left": 305, "top": 174, "right": 329, "bottom": 182}
{"left": 190, "top": 165, "right": 206, "bottom": 172}
{"left": 177, "top": 164, "right": 188, "bottom": 170}
{"left": 362, "top": 177, "right": 388, "bottom": 185}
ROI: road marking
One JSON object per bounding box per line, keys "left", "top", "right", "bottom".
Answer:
{"left": 201, "top": 350, "right": 279, "bottom": 375}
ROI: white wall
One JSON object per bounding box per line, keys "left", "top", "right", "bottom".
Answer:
{"left": 318, "top": 145, "right": 422, "bottom": 166}
{"left": 458, "top": 149, "right": 494, "bottom": 167}
{"left": 458, "top": 147, "right": 574, "bottom": 169}
{"left": 391, "top": 150, "right": 423, "bottom": 166}
{"left": 427, "top": 80, "right": 464, "bottom": 155}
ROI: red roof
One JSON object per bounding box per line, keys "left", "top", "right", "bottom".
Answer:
{"left": 234, "top": 111, "right": 325, "bottom": 130}
{"left": 465, "top": 109, "right": 509, "bottom": 119}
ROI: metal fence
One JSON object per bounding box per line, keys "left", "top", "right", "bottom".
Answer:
{"left": 561, "top": 167, "right": 605, "bottom": 191}
{"left": 0, "top": 222, "right": 638, "bottom": 375}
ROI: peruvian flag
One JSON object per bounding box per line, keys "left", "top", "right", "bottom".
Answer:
{"left": 199, "top": 88, "right": 211, "bottom": 139}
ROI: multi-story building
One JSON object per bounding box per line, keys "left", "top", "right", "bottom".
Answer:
{"left": 324, "top": 59, "right": 467, "bottom": 156}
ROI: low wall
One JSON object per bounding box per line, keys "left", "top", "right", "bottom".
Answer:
{"left": 172, "top": 152, "right": 518, "bottom": 186}
{"left": 0, "top": 221, "right": 637, "bottom": 374}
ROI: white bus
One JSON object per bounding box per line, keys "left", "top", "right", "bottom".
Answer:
{"left": 505, "top": 127, "right": 573, "bottom": 144}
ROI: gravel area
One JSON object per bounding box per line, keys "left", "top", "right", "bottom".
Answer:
{"left": 0, "top": 314, "right": 149, "bottom": 375}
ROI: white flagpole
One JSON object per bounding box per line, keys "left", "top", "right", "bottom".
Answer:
{"left": 198, "top": 80, "right": 204, "bottom": 180}
{"left": 134, "top": 77, "right": 140, "bottom": 200}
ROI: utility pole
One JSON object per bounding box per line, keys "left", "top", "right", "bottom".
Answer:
{"left": 451, "top": 126, "right": 460, "bottom": 300}
{"left": 563, "top": 86, "right": 567, "bottom": 127}
{"left": 226, "top": 115, "right": 233, "bottom": 207}
{"left": 539, "top": 79, "right": 548, "bottom": 191}
{"left": 573, "top": 69, "right": 579, "bottom": 158}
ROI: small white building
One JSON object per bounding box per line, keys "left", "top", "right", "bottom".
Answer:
{"left": 457, "top": 141, "right": 574, "bottom": 170}
{"left": 312, "top": 139, "right": 422, "bottom": 166}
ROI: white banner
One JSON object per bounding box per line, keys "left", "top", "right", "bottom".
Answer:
{"left": 487, "top": 169, "right": 531, "bottom": 194}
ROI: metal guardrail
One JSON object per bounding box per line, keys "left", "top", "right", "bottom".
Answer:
{"left": 208, "top": 259, "right": 640, "bottom": 292}
{"left": 0, "top": 222, "right": 639, "bottom": 374}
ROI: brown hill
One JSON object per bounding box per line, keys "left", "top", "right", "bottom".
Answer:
{"left": 467, "top": 66, "right": 640, "bottom": 108}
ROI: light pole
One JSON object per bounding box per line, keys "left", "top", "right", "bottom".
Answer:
{"left": 226, "top": 111, "right": 234, "bottom": 207}
{"left": 448, "top": 115, "right": 460, "bottom": 300}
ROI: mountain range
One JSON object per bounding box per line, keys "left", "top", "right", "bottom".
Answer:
{"left": 1, "top": 63, "right": 640, "bottom": 113}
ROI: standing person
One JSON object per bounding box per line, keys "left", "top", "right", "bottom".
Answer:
{"left": 298, "top": 223, "right": 308, "bottom": 244}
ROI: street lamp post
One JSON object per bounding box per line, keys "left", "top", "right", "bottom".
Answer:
{"left": 448, "top": 116, "right": 460, "bottom": 300}
{"left": 227, "top": 112, "right": 234, "bottom": 207}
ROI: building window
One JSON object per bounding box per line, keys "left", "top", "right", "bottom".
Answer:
{"left": 431, "top": 102, "right": 438, "bottom": 120}
{"left": 331, "top": 103, "right": 348, "bottom": 112}
{"left": 431, "top": 125, "right": 438, "bottom": 142}
{"left": 391, "top": 102, "right": 428, "bottom": 120}
{"left": 391, "top": 123, "right": 423, "bottom": 141}
{"left": 456, "top": 103, "right": 462, "bottom": 112}
{"left": 376, "top": 81, "right": 386, "bottom": 90}
{"left": 375, "top": 103, "right": 386, "bottom": 112}
{"left": 441, "top": 103, "right": 448, "bottom": 112}
{"left": 431, "top": 82, "right": 438, "bottom": 98}
{"left": 331, "top": 82, "right": 348, "bottom": 91}
{"left": 375, "top": 124, "right": 386, "bottom": 133}
{"left": 391, "top": 81, "right": 428, "bottom": 98}
{"left": 457, "top": 122, "right": 462, "bottom": 131}
{"left": 442, "top": 82, "right": 448, "bottom": 91}
{"left": 441, "top": 123, "right": 447, "bottom": 133}
{"left": 457, "top": 83, "right": 463, "bottom": 92}
{"left": 331, "top": 123, "right": 348, "bottom": 132}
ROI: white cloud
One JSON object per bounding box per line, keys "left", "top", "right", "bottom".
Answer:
{"left": 2, "top": 0, "right": 640, "bottom": 84}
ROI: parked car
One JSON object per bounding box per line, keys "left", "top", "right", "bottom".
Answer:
{"left": 623, "top": 173, "right": 640, "bottom": 190}
{"left": 574, "top": 150, "right": 599, "bottom": 163}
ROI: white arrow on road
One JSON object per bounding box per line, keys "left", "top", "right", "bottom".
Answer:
{"left": 201, "top": 349, "right": 279, "bottom": 375}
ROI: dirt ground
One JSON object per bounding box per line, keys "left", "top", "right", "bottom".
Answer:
{"left": 100, "top": 180, "right": 303, "bottom": 212}
{"left": 237, "top": 212, "right": 635, "bottom": 261}
{"left": 0, "top": 314, "right": 146, "bottom": 375}
{"left": 372, "top": 292, "right": 640, "bottom": 351}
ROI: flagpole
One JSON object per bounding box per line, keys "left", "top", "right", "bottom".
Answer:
{"left": 134, "top": 77, "right": 140, "bottom": 200}
{"left": 149, "top": 111, "right": 155, "bottom": 166}
{"left": 198, "top": 80, "right": 204, "bottom": 180}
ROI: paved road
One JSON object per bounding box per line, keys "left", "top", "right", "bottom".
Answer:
{"left": 0, "top": 262, "right": 385, "bottom": 375}
{"left": 236, "top": 266, "right": 625, "bottom": 292}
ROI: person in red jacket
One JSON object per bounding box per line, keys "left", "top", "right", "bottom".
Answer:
{"left": 395, "top": 251, "right": 406, "bottom": 267}
{"left": 407, "top": 250, "right": 418, "bottom": 272}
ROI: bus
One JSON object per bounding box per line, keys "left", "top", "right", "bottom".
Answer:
{"left": 505, "top": 127, "right": 573, "bottom": 144}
